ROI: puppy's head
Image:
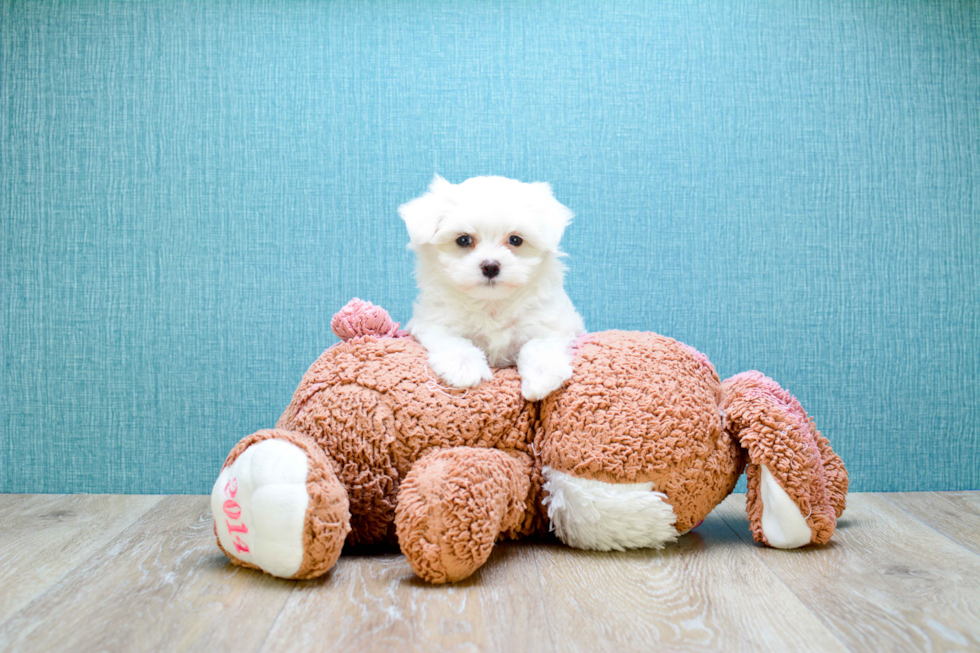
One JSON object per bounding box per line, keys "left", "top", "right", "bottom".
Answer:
{"left": 399, "top": 175, "right": 573, "bottom": 299}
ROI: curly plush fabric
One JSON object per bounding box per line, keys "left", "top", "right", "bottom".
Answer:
{"left": 330, "top": 297, "right": 409, "bottom": 341}
{"left": 722, "top": 372, "right": 848, "bottom": 546}
{"left": 275, "top": 334, "right": 540, "bottom": 547}
{"left": 217, "top": 428, "right": 351, "bottom": 579}
{"left": 395, "top": 447, "right": 532, "bottom": 582}
{"left": 538, "top": 331, "right": 742, "bottom": 533}
{"left": 214, "top": 299, "right": 848, "bottom": 583}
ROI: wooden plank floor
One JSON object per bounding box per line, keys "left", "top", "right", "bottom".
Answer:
{"left": 0, "top": 493, "right": 978, "bottom": 652}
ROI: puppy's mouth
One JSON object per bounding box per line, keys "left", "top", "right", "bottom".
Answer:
{"left": 479, "top": 279, "right": 523, "bottom": 290}
{"left": 459, "top": 279, "right": 521, "bottom": 293}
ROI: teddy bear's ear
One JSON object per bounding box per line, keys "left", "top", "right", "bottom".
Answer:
{"left": 528, "top": 182, "right": 574, "bottom": 254}
{"left": 398, "top": 174, "right": 455, "bottom": 249}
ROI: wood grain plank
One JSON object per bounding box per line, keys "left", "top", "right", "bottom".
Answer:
{"left": 533, "top": 499, "right": 846, "bottom": 653}
{"left": 0, "top": 494, "right": 162, "bottom": 622}
{"left": 0, "top": 496, "right": 295, "bottom": 652}
{"left": 260, "top": 541, "right": 555, "bottom": 653}
{"left": 880, "top": 491, "right": 980, "bottom": 554}
{"left": 715, "top": 493, "right": 980, "bottom": 651}
{"left": 0, "top": 494, "right": 32, "bottom": 514}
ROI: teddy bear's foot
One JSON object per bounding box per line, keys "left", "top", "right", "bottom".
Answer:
{"left": 395, "top": 447, "right": 531, "bottom": 584}
{"left": 722, "top": 371, "right": 845, "bottom": 548}
{"left": 212, "top": 429, "right": 350, "bottom": 579}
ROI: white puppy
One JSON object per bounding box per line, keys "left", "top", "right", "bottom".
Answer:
{"left": 399, "top": 174, "right": 585, "bottom": 401}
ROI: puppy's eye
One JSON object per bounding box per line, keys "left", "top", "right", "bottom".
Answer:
{"left": 456, "top": 235, "right": 473, "bottom": 247}
{"left": 508, "top": 235, "right": 523, "bottom": 246}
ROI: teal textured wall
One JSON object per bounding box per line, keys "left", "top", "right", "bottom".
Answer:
{"left": 2, "top": 0, "right": 977, "bottom": 494}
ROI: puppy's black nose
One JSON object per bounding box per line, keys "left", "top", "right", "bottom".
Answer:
{"left": 480, "top": 260, "right": 501, "bottom": 279}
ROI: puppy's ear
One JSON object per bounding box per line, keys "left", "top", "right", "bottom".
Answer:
{"left": 398, "top": 174, "right": 455, "bottom": 249}
{"left": 530, "top": 182, "right": 574, "bottom": 253}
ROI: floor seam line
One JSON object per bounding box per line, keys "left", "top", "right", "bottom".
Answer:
{"left": 875, "top": 492, "right": 980, "bottom": 557}
{"left": 0, "top": 494, "right": 166, "bottom": 635}
{"left": 254, "top": 583, "right": 297, "bottom": 653}
{"left": 714, "top": 500, "right": 856, "bottom": 653}
{"left": 529, "top": 545, "right": 560, "bottom": 653}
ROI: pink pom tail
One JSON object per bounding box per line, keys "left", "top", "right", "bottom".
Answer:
{"left": 331, "top": 298, "right": 407, "bottom": 341}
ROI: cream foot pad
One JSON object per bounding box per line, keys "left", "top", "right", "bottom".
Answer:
{"left": 211, "top": 439, "right": 310, "bottom": 578}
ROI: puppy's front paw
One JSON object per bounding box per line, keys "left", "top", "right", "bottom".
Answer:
{"left": 519, "top": 357, "right": 573, "bottom": 401}
{"left": 428, "top": 349, "right": 493, "bottom": 389}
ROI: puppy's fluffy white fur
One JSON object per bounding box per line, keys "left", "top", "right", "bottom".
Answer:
{"left": 400, "top": 174, "right": 585, "bottom": 401}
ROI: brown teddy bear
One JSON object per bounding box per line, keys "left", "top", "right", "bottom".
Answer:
{"left": 211, "top": 299, "right": 847, "bottom": 584}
